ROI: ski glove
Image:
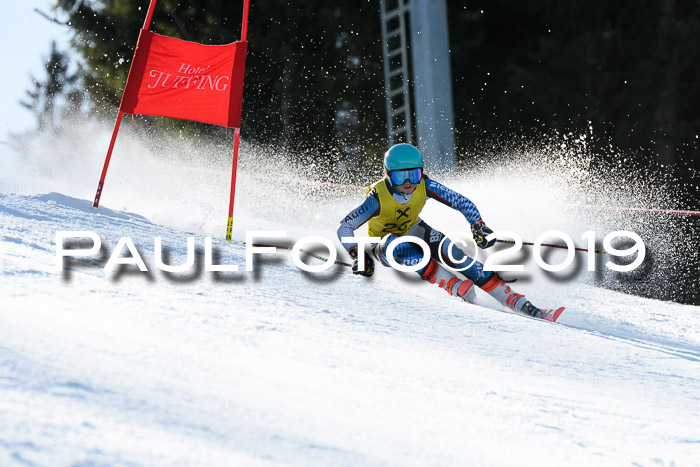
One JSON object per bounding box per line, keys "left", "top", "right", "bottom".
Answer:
{"left": 348, "top": 246, "right": 375, "bottom": 277}
{"left": 471, "top": 220, "right": 497, "bottom": 249}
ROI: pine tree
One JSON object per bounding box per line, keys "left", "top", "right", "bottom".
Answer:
{"left": 52, "top": 0, "right": 386, "bottom": 170}
{"left": 20, "top": 41, "right": 79, "bottom": 134}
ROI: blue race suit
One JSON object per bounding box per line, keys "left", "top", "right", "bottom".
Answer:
{"left": 337, "top": 177, "right": 495, "bottom": 286}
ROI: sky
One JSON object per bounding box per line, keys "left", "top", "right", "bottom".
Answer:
{"left": 0, "top": 1, "right": 71, "bottom": 158}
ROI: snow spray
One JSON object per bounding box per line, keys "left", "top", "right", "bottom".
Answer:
{"left": 2, "top": 116, "right": 697, "bottom": 303}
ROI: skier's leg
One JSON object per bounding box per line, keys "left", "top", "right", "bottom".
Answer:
{"left": 374, "top": 224, "right": 475, "bottom": 302}
{"left": 407, "top": 221, "right": 543, "bottom": 315}
{"left": 418, "top": 258, "right": 476, "bottom": 302}
{"left": 373, "top": 225, "right": 553, "bottom": 317}
{"left": 477, "top": 274, "right": 554, "bottom": 317}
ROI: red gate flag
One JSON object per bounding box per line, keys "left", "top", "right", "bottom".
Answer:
{"left": 93, "top": 0, "right": 251, "bottom": 241}
{"left": 120, "top": 29, "right": 248, "bottom": 128}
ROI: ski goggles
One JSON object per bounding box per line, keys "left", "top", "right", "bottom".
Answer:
{"left": 388, "top": 167, "right": 423, "bottom": 185}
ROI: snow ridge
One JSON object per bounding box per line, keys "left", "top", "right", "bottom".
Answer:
{"left": 1, "top": 190, "right": 699, "bottom": 466}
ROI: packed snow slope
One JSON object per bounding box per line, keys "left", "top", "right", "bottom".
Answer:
{"left": 1, "top": 127, "right": 699, "bottom": 465}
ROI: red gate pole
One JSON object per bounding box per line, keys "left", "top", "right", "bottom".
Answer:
{"left": 92, "top": 0, "right": 159, "bottom": 209}
{"left": 93, "top": 111, "right": 124, "bottom": 208}
{"left": 226, "top": 127, "right": 242, "bottom": 241}
{"left": 141, "top": 0, "right": 158, "bottom": 29}
{"left": 226, "top": 0, "right": 251, "bottom": 241}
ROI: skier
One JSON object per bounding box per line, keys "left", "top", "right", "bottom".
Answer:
{"left": 336, "top": 143, "right": 564, "bottom": 322}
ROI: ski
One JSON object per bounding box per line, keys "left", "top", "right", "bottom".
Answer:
{"left": 537, "top": 307, "right": 565, "bottom": 322}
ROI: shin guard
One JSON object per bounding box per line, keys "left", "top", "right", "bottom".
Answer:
{"left": 479, "top": 273, "right": 527, "bottom": 312}
{"left": 420, "top": 259, "right": 476, "bottom": 303}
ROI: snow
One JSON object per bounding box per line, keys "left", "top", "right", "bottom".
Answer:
{"left": 1, "top": 132, "right": 700, "bottom": 465}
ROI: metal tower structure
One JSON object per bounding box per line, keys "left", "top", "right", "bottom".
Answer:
{"left": 379, "top": 0, "right": 413, "bottom": 147}
{"left": 379, "top": 0, "right": 456, "bottom": 172}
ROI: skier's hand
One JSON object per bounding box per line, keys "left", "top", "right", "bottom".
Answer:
{"left": 349, "top": 247, "right": 375, "bottom": 277}
{"left": 471, "top": 220, "right": 496, "bottom": 249}
{"left": 352, "top": 256, "right": 375, "bottom": 276}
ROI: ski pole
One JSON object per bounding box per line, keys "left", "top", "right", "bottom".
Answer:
{"left": 496, "top": 239, "right": 604, "bottom": 255}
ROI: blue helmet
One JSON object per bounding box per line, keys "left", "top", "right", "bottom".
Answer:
{"left": 384, "top": 143, "right": 423, "bottom": 171}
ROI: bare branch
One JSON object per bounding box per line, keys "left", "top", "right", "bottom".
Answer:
{"left": 34, "top": 8, "right": 69, "bottom": 26}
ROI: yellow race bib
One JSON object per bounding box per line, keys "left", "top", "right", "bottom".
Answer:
{"left": 366, "top": 178, "right": 426, "bottom": 237}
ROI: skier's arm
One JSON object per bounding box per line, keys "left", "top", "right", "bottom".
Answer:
{"left": 336, "top": 194, "right": 380, "bottom": 256}
{"left": 337, "top": 194, "right": 380, "bottom": 276}
{"left": 425, "top": 179, "right": 483, "bottom": 224}
{"left": 426, "top": 179, "right": 496, "bottom": 248}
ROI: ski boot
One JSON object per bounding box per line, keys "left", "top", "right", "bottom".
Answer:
{"left": 521, "top": 301, "right": 565, "bottom": 322}
{"left": 420, "top": 259, "right": 476, "bottom": 303}
{"left": 481, "top": 273, "right": 565, "bottom": 322}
